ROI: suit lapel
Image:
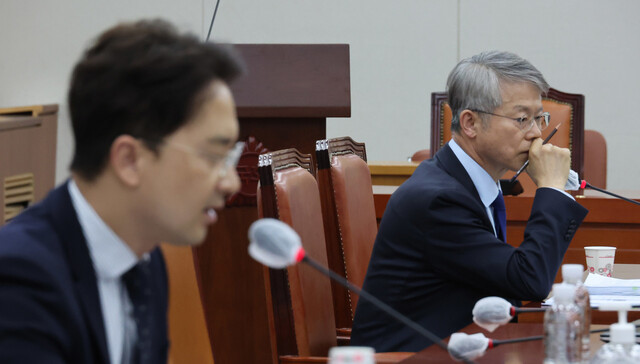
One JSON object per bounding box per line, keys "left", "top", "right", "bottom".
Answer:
{"left": 434, "top": 144, "right": 494, "bottom": 229}
{"left": 47, "top": 182, "right": 111, "bottom": 364}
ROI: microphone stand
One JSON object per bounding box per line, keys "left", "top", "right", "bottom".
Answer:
{"left": 489, "top": 323, "right": 640, "bottom": 348}
{"left": 301, "top": 256, "right": 476, "bottom": 364}
{"left": 513, "top": 307, "right": 547, "bottom": 314}
{"left": 582, "top": 181, "right": 640, "bottom": 206}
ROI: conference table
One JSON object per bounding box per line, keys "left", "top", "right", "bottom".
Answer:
{"left": 373, "top": 185, "right": 640, "bottom": 325}
{"left": 373, "top": 185, "right": 640, "bottom": 268}
{"left": 398, "top": 322, "right": 607, "bottom": 363}
{"left": 366, "top": 169, "right": 640, "bottom": 362}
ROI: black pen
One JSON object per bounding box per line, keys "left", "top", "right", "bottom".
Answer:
{"left": 509, "top": 123, "right": 562, "bottom": 183}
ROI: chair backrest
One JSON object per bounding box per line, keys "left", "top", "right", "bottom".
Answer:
{"left": 410, "top": 149, "right": 431, "bottom": 163}
{"left": 160, "top": 244, "right": 214, "bottom": 364}
{"left": 583, "top": 129, "right": 607, "bottom": 188}
{"left": 430, "top": 88, "right": 585, "bottom": 194}
{"left": 315, "top": 137, "right": 377, "bottom": 330}
{"left": 257, "top": 148, "right": 337, "bottom": 358}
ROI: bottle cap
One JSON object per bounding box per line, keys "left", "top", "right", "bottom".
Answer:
{"left": 329, "top": 346, "right": 375, "bottom": 364}
{"left": 599, "top": 303, "right": 635, "bottom": 344}
{"left": 562, "top": 264, "right": 584, "bottom": 284}
{"left": 552, "top": 283, "right": 576, "bottom": 304}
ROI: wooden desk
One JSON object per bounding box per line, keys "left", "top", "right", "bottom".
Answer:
{"left": 373, "top": 187, "right": 640, "bottom": 268}
{"left": 399, "top": 323, "right": 607, "bottom": 364}
{"left": 368, "top": 162, "right": 418, "bottom": 186}
{"left": 373, "top": 187, "right": 640, "bottom": 324}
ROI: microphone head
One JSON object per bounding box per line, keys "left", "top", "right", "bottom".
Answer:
{"left": 472, "top": 296, "right": 512, "bottom": 332}
{"left": 564, "top": 169, "right": 580, "bottom": 191}
{"left": 248, "top": 218, "right": 304, "bottom": 269}
{"left": 448, "top": 332, "right": 489, "bottom": 361}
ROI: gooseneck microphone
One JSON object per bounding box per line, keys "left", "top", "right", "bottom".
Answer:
{"left": 248, "top": 218, "right": 475, "bottom": 364}
{"left": 580, "top": 180, "right": 640, "bottom": 206}
{"left": 448, "top": 332, "right": 544, "bottom": 360}
{"left": 450, "top": 324, "right": 640, "bottom": 360}
{"left": 472, "top": 296, "right": 547, "bottom": 331}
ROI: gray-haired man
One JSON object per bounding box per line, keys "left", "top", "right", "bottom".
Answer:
{"left": 351, "top": 51, "right": 588, "bottom": 352}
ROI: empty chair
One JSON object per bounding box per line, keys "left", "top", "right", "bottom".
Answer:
{"left": 258, "top": 148, "right": 337, "bottom": 359}
{"left": 583, "top": 129, "right": 607, "bottom": 188}
{"left": 315, "top": 137, "right": 377, "bottom": 331}
{"left": 257, "top": 148, "right": 411, "bottom": 363}
{"left": 410, "top": 149, "right": 431, "bottom": 163}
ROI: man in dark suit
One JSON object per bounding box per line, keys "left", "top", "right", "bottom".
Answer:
{"left": 0, "top": 20, "right": 244, "bottom": 363}
{"left": 351, "top": 51, "right": 589, "bottom": 352}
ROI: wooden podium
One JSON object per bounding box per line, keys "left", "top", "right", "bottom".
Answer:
{"left": 0, "top": 104, "right": 58, "bottom": 227}
{"left": 192, "top": 44, "right": 350, "bottom": 364}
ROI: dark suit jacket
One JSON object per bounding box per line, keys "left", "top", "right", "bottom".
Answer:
{"left": 350, "top": 144, "right": 588, "bottom": 352}
{"left": 0, "top": 182, "right": 168, "bottom": 364}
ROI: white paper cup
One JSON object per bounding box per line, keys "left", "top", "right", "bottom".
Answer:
{"left": 584, "top": 246, "right": 616, "bottom": 277}
{"left": 328, "top": 346, "right": 375, "bottom": 364}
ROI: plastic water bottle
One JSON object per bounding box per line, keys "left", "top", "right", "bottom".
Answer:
{"left": 544, "top": 283, "right": 583, "bottom": 364}
{"left": 562, "top": 264, "right": 591, "bottom": 362}
{"left": 590, "top": 303, "right": 640, "bottom": 363}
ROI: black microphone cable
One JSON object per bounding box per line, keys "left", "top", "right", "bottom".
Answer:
{"left": 302, "top": 255, "right": 476, "bottom": 364}
{"left": 206, "top": 0, "right": 221, "bottom": 41}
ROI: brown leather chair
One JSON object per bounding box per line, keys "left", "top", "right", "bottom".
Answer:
{"left": 429, "top": 88, "right": 585, "bottom": 195}
{"left": 410, "top": 149, "right": 431, "bottom": 163}
{"left": 315, "top": 137, "right": 377, "bottom": 331}
{"left": 160, "top": 244, "right": 214, "bottom": 364}
{"left": 583, "top": 129, "right": 607, "bottom": 188}
{"left": 257, "top": 148, "right": 411, "bottom": 363}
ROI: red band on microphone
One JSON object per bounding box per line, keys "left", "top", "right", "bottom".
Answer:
{"left": 510, "top": 306, "right": 516, "bottom": 317}
{"left": 295, "top": 248, "right": 306, "bottom": 262}
{"left": 580, "top": 180, "right": 587, "bottom": 189}
{"left": 488, "top": 339, "right": 494, "bottom": 349}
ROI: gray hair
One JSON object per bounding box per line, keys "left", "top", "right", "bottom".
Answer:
{"left": 447, "top": 51, "right": 549, "bottom": 132}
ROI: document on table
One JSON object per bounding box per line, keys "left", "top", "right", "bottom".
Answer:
{"left": 584, "top": 273, "right": 640, "bottom": 296}
{"left": 543, "top": 274, "right": 640, "bottom": 308}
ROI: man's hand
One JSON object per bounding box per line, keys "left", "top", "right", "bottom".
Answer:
{"left": 526, "top": 138, "right": 570, "bottom": 189}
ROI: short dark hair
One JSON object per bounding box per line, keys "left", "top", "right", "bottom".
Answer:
{"left": 68, "top": 19, "right": 244, "bottom": 180}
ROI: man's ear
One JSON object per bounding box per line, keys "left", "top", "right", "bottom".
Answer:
{"left": 458, "top": 109, "right": 480, "bottom": 139}
{"left": 109, "top": 135, "right": 146, "bottom": 187}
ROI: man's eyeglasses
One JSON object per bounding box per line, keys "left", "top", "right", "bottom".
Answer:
{"left": 161, "top": 140, "right": 245, "bottom": 177}
{"left": 471, "top": 109, "right": 550, "bottom": 132}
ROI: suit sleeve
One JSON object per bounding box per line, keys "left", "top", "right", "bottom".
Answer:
{"left": 0, "top": 254, "right": 72, "bottom": 364}
{"left": 416, "top": 187, "right": 588, "bottom": 300}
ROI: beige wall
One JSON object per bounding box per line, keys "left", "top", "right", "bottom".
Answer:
{"left": 1, "top": 0, "right": 638, "bottom": 189}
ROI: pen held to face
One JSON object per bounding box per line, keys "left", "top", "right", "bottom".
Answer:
{"left": 510, "top": 122, "right": 562, "bottom": 183}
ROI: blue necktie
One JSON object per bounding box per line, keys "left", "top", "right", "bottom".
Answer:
{"left": 492, "top": 191, "right": 507, "bottom": 243}
{"left": 123, "top": 260, "right": 153, "bottom": 364}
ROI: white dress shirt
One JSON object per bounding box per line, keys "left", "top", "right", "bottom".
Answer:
{"left": 449, "top": 139, "right": 502, "bottom": 236}
{"left": 68, "top": 180, "right": 138, "bottom": 364}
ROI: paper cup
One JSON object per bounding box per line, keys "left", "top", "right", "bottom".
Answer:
{"left": 329, "top": 347, "right": 375, "bottom": 364}
{"left": 584, "top": 246, "right": 616, "bottom": 277}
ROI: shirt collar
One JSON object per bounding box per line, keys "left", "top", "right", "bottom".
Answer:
{"left": 448, "top": 139, "right": 501, "bottom": 208}
{"left": 68, "top": 179, "right": 138, "bottom": 279}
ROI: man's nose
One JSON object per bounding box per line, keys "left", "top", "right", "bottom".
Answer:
{"left": 526, "top": 121, "right": 543, "bottom": 139}
{"left": 218, "top": 166, "right": 241, "bottom": 196}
